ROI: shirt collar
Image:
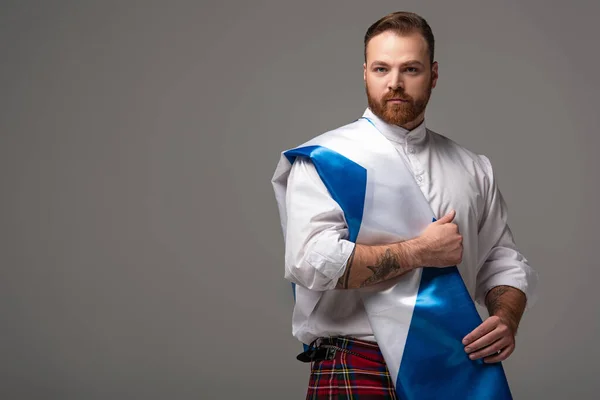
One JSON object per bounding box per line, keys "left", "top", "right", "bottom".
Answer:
{"left": 361, "top": 107, "right": 427, "bottom": 145}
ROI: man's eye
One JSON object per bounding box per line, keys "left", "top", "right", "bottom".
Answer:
{"left": 406, "top": 67, "right": 419, "bottom": 73}
{"left": 374, "top": 67, "right": 387, "bottom": 73}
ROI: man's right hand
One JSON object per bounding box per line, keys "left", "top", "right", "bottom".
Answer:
{"left": 416, "top": 209, "right": 463, "bottom": 267}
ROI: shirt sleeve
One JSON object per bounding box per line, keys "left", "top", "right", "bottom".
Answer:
{"left": 474, "top": 155, "right": 539, "bottom": 310}
{"left": 284, "top": 157, "right": 356, "bottom": 291}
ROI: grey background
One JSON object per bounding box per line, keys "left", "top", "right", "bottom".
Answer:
{"left": 1, "top": 0, "right": 598, "bottom": 399}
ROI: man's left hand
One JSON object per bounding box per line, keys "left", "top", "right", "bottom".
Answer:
{"left": 462, "top": 315, "right": 516, "bottom": 363}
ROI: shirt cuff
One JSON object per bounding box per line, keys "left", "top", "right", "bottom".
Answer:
{"left": 305, "top": 240, "right": 356, "bottom": 290}
{"left": 475, "top": 262, "right": 539, "bottom": 312}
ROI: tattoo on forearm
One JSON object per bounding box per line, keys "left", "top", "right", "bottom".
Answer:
{"left": 360, "top": 248, "right": 402, "bottom": 287}
{"left": 336, "top": 247, "right": 356, "bottom": 289}
{"left": 486, "top": 286, "right": 510, "bottom": 316}
{"left": 485, "top": 285, "right": 526, "bottom": 333}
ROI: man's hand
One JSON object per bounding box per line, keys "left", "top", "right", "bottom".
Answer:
{"left": 334, "top": 210, "right": 463, "bottom": 289}
{"left": 462, "top": 315, "right": 516, "bottom": 363}
{"left": 416, "top": 209, "right": 463, "bottom": 267}
{"left": 462, "top": 285, "right": 527, "bottom": 363}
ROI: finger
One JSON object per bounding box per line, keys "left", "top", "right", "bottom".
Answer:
{"left": 436, "top": 209, "right": 456, "bottom": 224}
{"left": 483, "top": 343, "right": 515, "bottom": 364}
{"left": 464, "top": 325, "right": 507, "bottom": 353}
{"left": 462, "top": 317, "right": 499, "bottom": 345}
{"left": 468, "top": 337, "right": 511, "bottom": 360}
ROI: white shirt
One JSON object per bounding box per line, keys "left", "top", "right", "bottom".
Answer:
{"left": 284, "top": 108, "right": 538, "bottom": 344}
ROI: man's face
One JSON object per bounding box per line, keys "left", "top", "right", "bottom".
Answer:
{"left": 364, "top": 31, "right": 438, "bottom": 129}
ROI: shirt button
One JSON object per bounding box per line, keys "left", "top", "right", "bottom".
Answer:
{"left": 408, "top": 147, "right": 415, "bottom": 154}
{"left": 416, "top": 175, "right": 423, "bottom": 182}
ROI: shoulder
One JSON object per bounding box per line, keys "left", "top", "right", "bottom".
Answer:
{"left": 427, "top": 128, "right": 494, "bottom": 176}
{"left": 282, "top": 117, "right": 363, "bottom": 172}
{"left": 287, "top": 117, "right": 368, "bottom": 150}
{"left": 427, "top": 128, "right": 497, "bottom": 198}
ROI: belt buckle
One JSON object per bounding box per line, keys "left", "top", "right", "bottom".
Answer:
{"left": 324, "top": 346, "right": 336, "bottom": 360}
{"left": 296, "top": 346, "right": 336, "bottom": 362}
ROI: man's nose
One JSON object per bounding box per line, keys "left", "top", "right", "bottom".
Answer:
{"left": 388, "top": 70, "right": 404, "bottom": 91}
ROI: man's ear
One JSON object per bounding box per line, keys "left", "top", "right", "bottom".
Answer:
{"left": 431, "top": 61, "right": 439, "bottom": 88}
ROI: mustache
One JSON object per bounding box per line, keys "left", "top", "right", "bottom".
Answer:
{"left": 383, "top": 90, "right": 413, "bottom": 102}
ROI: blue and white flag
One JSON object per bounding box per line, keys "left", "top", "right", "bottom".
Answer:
{"left": 272, "top": 116, "right": 512, "bottom": 399}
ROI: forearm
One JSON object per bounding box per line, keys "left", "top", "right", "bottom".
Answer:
{"left": 336, "top": 239, "right": 424, "bottom": 289}
{"left": 485, "top": 285, "right": 527, "bottom": 333}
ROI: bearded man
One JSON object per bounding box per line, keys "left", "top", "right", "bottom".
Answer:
{"left": 271, "top": 11, "right": 537, "bottom": 400}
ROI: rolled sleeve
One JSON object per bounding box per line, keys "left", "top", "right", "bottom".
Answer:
{"left": 284, "top": 157, "right": 355, "bottom": 291}
{"left": 475, "top": 155, "right": 539, "bottom": 310}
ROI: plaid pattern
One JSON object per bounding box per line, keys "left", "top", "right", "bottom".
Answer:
{"left": 306, "top": 337, "right": 398, "bottom": 399}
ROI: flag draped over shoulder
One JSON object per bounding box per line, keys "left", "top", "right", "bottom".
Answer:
{"left": 271, "top": 117, "right": 512, "bottom": 399}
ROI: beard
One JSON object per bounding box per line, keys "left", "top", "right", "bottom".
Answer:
{"left": 366, "top": 79, "right": 432, "bottom": 127}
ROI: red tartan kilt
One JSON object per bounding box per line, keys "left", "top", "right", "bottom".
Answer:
{"left": 306, "top": 337, "right": 398, "bottom": 399}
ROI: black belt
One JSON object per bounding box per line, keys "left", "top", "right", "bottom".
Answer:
{"left": 296, "top": 337, "right": 384, "bottom": 364}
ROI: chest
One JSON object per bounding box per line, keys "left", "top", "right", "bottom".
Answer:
{"left": 391, "top": 140, "right": 487, "bottom": 235}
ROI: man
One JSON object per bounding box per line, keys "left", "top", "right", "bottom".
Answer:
{"left": 271, "top": 11, "right": 537, "bottom": 399}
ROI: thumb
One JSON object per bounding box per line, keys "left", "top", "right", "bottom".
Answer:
{"left": 437, "top": 209, "right": 456, "bottom": 224}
